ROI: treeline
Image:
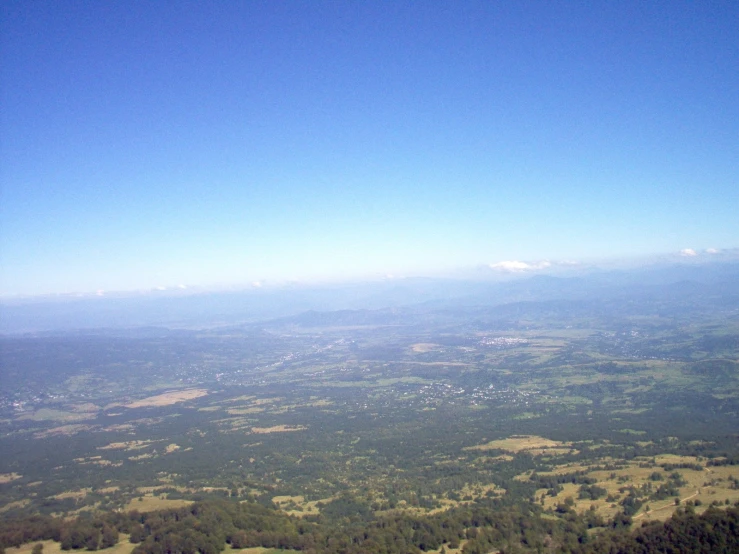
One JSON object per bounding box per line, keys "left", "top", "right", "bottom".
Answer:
{"left": 578, "top": 504, "right": 739, "bottom": 554}
{"left": 2, "top": 499, "right": 739, "bottom": 554}
{"left": 0, "top": 499, "right": 585, "bottom": 554}
{"left": 0, "top": 512, "right": 127, "bottom": 552}
{"left": 707, "top": 455, "right": 739, "bottom": 467}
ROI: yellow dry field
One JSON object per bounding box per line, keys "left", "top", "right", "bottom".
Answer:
{"left": 0, "top": 499, "right": 30, "bottom": 513}
{"left": 461, "top": 483, "right": 505, "bottom": 497}
{"left": 270, "top": 399, "right": 334, "bottom": 414}
{"left": 102, "top": 423, "right": 135, "bottom": 432}
{"left": 5, "top": 536, "right": 137, "bottom": 554}
{"left": 69, "top": 402, "right": 101, "bottom": 413}
{"left": 225, "top": 548, "right": 300, "bottom": 554}
{"left": 124, "top": 495, "right": 192, "bottom": 512}
{"left": 523, "top": 464, "right": 592, "bottom": 478}
{"left": 99, "top": 440, "right": 154, "bottom": 451}
{"left": 129, "top": 453, "right": 155, "bottom": 461}
{"left": 102, "top": 536, "right": 137, "bottom": 554}
{"left": 411, "top": 343, "right": 441, "bottom": 353}
{"left": 473, "top": 454, "right": 514, "bottom": 464}
{"left": 18, "top": 409, "right": 94, "bottom": 423}
{"left": 75, "top": 457, "right": 121, "bottom": 467}
{"left": 54, "top": 488, "right": 91, "bottom": 500}
{"left": 251, "top": 425, "right": 307, "bottom": 434}
{"left": 250, "top": 398, "right": 283, "bottom": 406}
{"left": 301, "top": 399, "right": 332, "bottom": 407}
{"left": 527, "top": 447, "right": 577, "bottom": 456}
{"left": 396, "top": 361, "right": 470, "bottom": 367}
{"left": 34, "top": 424, "right": 95, "bottom": 438}
{"left": 223, "top": 395, "right": 257, "bottom": 403}
{"left": 125, "top": 388, "right": 208, "bottom": 408}
{"left": 466, "top": 435, "right": 570, "bottom": 453}
{"left": 529, "top": 455, "right": 739, "bottom": 522}
{"left": 200, "top": 486, "right": 230, "bottom": 493}
{"left": 223, "top": 397, "right": 293, "bottom": 415}
{"left": 425, "top": 539, "right": 469, "bottom": 554}
{"left": 227, "top": 407, "right": 265, "bottom": 415}
{"left": 0, "top": 472, "right": 21, "bottom": 484}
{"left": 634, "top": 465, "right": 739, "bottom": 523}
{"left": 135, "top": 486, "right": 169, "bottom": 494}
{"left": 5, "top": 540, "right": 66, "bottom": 554}
{"left": 394, "top": 483, "right": 507, "bottom": 517}
{"left": 225, "top": 419, "right": 254, "bottom": 431}
{"left": 271, "top": 495, "right": 334, "bottom": 517}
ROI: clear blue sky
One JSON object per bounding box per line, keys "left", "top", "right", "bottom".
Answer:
{"left": 1, "top": 1, "right": 737, "bottom": 296}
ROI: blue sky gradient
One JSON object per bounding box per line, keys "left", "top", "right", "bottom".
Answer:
{"left": 1, "top": 1, "right": 738, "bottom": 295}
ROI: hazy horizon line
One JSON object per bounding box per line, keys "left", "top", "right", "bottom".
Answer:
{"left": 2, "top": 246, "right": 736, "bottom": 302}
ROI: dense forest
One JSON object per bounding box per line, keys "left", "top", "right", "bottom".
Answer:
{"left": 2, "top": 498, "right": 738, "bottom": 554}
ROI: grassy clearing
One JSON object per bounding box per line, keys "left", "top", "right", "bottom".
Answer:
{"left": 269, "top": 399, "right": 333, "bottom": 414}
{"left": 0, "top": 499, "right": 30, "bottom": 513}
{"left": 250, "top": 398, "right": 284, "bottom": 406}
{"left": 392, "top": 362, "right": 470, "bottom": 367}
{"left": 0, "top": 472, "right": 22, "bottom": 484}
{"left": 5, "top": 536, "right": 137, "bottom": 554}
{"left": 424, "top": 539, "right": 469, "bottom": 554}
{"left": 270, "top": 495, "right": 333, "bottom": 516}
{"left": 227, "top": 407, "right": 265, "bottom": 415}
{"left": 125, "top": 388, "right": 208, "bottom": 408}
{"left": 73, "top": 456, "right": 121, "bottom": 467}
{"left": 5, "top": 540, "right": 66, "bottom": 554}
{"left": 411, "top": 343, "right": 442, "bottom": 353}
{"left": 225, "top": 547, "right": 300, "bottom": 554}
{"left": 529, "top": 454, "right": 739, "bottom": 522}
{"left": 54, "top": 489, "right": 92, "bottom": 500}
{"left": 18, "top": 409, "right": 94, "bottom": 423}
{"left": 465, "top": 435, "right": 569, "bottom": 453}
{"left": 128, "top": 453, "right": 155, "bottom": 460}
{"left": 124, "top": 495, "right": 192, "bottom": 512}
{"left": 251, "top": 425, "right": 307, "bottom": 434}
{"left": 523, "top": 463, "right": 593, "bottom": 477}
{"left": 222, "top": 395, "right": 257, "bottom": 403}
{"left": 98, "top": 440, "right": 155, "bottom": 451}
{"left": 308, "top": 380, "right": 373, "bottom": 388}
{"left": 375, "top": 377, "right": 433, "bottom": 386}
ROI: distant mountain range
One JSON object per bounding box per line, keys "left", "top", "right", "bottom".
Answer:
{"left": 2, "top": 258, "right": 738, "bottom": 334}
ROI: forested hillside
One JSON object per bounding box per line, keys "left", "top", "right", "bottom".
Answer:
{"left": 2, "top": 499, "right": 738, "bottom": 554}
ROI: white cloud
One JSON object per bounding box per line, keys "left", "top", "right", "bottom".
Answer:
{"left": 706, "top": 248, "right": 719, "bottom": 254}
{"left": 488, "top": 260, "right": 552, "bottom": 272}
{"left": 251, "top": 281, "right": 263, "bottom": 288}
{"left": 680, "top": 248, "right": 697, "bottom": 257}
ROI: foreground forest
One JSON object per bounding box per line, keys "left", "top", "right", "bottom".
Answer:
{"left": 2, "top": 498, "right": 739, "bottom": 554}
{"left": 2, "top": 266, "right": 739, "bottom": 553}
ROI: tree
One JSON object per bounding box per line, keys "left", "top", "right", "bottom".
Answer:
{"left": 101, "top": 526, "right": 118, "bottom": 549}
{"left": 84, "top": 530, "right": 100, "bottom": 551}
